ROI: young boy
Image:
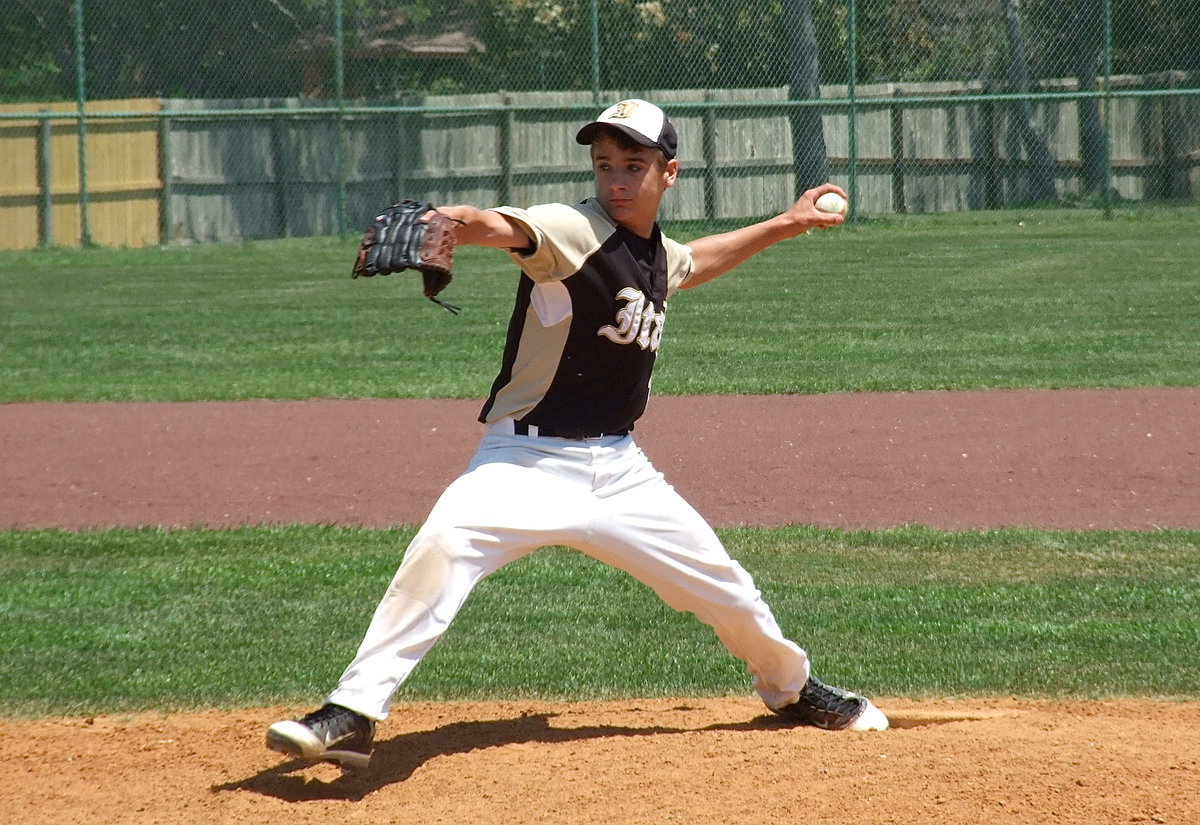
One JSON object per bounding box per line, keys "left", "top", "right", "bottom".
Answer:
{"left": 267, "top": 99, "right": 887, "bottom": 771}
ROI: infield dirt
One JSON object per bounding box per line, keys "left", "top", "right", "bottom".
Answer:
{"left": 2, "top": 389, "right": 1197, "bottom": 825}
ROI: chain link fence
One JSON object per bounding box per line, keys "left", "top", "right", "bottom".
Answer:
{"left": 2, "top": 0, "right": 1198, "bottom": 247}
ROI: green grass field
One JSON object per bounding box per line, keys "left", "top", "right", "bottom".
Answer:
{"left": 1, "top": 205, "right": 1197, "bottom": 716}
{"left": 2, "top": 526, "right": 1196, "bottom": 717}
{"left": 2, "top": 205, "right": 1197, "bottom": 401}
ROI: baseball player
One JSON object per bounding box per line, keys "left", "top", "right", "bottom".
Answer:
{"left": 267, "top": 99, "right": 887, "bottom": 770}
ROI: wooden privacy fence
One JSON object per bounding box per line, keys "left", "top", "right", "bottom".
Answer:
{"left": 2, "top": 76, "right": 1197, "bottom": 249}
{"left": 0, "top": 99, "right": 161, "bottom": 249}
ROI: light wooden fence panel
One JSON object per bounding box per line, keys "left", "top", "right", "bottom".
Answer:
{"left": 0, "top": 108, "right": 41, "bottom": 249}
{"left": 0, "top": 99, "right": 159, "bottom": 249}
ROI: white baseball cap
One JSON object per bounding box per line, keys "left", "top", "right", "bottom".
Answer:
{"left": 575, "top": 98, "right": 678, "bottom": 160}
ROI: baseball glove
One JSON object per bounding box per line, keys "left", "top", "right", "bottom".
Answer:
{"left": 352, "top": 199, "right": 461, "bottom": 313}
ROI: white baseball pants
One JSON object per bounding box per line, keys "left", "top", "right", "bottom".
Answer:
{"left": 327, "top": 422, "right": 811, "bottom": 720}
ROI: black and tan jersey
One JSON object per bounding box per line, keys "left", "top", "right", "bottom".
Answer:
{"left": 478, "top": 197, "right": 694, "bottom": 437}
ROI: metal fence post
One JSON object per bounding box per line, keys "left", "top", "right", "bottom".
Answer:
{"left": 890, "top": 90, "right": 906, "bottom": 213}
{"left": 38, "top": 112, "right": 53, "bottom": 247}
{"left": 159, "top": 114, "right": 173, "bottom": 245}
{"left": 1164, "top": 71, "right": 1188, "bottom": 198}
{"left": 393, "top": 110, "right": 414, "bottom": 204}
{"left": 73, "top": 0, "right": 91, "bottom": 246}
{"left": 983, "top": 94, "right": 1002, "bottom": 209}
{"left": 331, "top": 0, "right": 348, "bottom": 235}
{"left": 590, "top": 0, "right": 601, "bottom": 106}
{"left": 270, "top": 115, "right": 290, "bottom": 237}
{"left": 703, "top": 94, "right": 719, "bottom": 220}
{"left": 500, "top": 95, "right": 515, "bottom": 206}
{"left": 847, "top": 0, "right": 859, "bottom": 221}
{"left": 1103, "top": 0, "right": 1114, "bottom": 219}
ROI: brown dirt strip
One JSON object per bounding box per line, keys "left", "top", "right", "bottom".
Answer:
{"left": 2, "top": 388, "right": 1197, "bottom": 531}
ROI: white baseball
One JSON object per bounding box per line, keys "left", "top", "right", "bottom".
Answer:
{"left": 815, "top": 192, "right": 848, "bottom": 217}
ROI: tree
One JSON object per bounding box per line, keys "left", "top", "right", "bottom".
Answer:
{"left": 1002, "top": 0, "right": 1058, "bottom": 202}
{"left": 7, "top": 0, "right": 323, "bottom": 99}
{"left": 0, "top": 4, "right": 65, "bottom": 100}
{"left": 1065, "top": 0, "right": 1108, "bottom": 195}
{"left": 783, "top": 0, "right": 830, "bottom": 191}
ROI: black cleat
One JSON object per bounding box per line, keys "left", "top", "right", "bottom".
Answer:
{"left": 266, "top": 703, "right": 375, "bottom": 769}
{"left": 773, "top": 675, "right": 889, "bottom": 731}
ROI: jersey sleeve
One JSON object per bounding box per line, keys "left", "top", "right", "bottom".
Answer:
{"left": 662, "top": 235, "right": 694, "bottom": 297}
{"left": 489, "top": 202, "right": 612, "bottom": 284}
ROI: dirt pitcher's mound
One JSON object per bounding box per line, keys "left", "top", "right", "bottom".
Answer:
{"left": 3, "top": 697, "right": 1197, "bottom": 825}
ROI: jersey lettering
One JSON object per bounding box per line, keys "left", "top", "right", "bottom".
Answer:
{"left": 597, "top": 287, "right": 665, "bottom": 352}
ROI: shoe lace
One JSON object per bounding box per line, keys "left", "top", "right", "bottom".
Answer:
{"left": 802, "top": 677, "right": 862, "bottom": 717}
{"left": 301, "top": 704, "right": 360, "bottom": 738}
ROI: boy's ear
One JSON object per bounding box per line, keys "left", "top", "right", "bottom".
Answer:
{"left": 664, "top": 158, "right": 679, "bottom": 187}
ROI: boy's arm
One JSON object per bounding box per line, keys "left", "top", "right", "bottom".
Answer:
{"left": 683, "top": 184, "right": 846, "bottom": 289}
{"left": 434, "top": 205, "right": 533, "bottom": 251}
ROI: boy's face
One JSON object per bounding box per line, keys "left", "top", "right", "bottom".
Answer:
{"left": 589, "top": 133, "right": 678, "bottom": 237}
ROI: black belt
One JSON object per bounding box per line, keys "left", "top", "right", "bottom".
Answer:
{"left": 513, "top": 421, "right": 629, "bottom": 440}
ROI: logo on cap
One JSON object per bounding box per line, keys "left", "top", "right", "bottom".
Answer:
{"left": 611, "top": 101, "right": 639, "bottom": 120}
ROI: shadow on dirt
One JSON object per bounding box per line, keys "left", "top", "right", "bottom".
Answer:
{"left": 213, "top": 710, "right": 816, "bottom": 801}
{"left": 213, "top": 707, "right": 989, "bottom": 802}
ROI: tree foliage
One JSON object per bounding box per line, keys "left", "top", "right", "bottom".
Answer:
{"left": 2, "top": 0, "right": 327, "bottom": 100}
{"left": 0, "top": 0, "right": 1195, "bottom": 102}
